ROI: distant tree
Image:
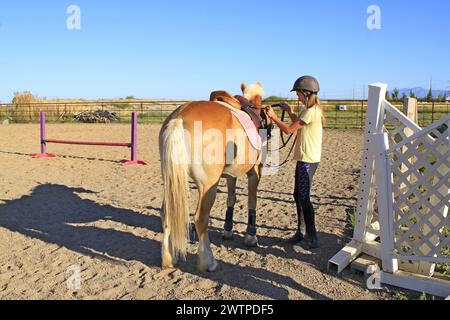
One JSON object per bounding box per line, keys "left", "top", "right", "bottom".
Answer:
{"left": 385, "top": 91, "right": 391, "bottom": 100}
{"left": 263, "top": 96, "right": 289, "bottom": 103}
{"left": 401, "top": 92, "right": 408, "bottom": 101}
{"left": 409, "top": 90, "right": 416, "bottom": 98}
{"left": 12, "top": 91, "right": 39, "bottom": 104}
{"left": 392, "top": 88, "right": 400, "bottom": 100}
{"left": 126, "top": 96, "right": 136, "bottom": 100}
{"left": 426, "top": 88, "right": 433, "bottom": 102}
{"left": 436, "top": 94, "right": 446, "bottom": 102}
{"left": 11, "top": 91, "right": 40, "bottom": 122}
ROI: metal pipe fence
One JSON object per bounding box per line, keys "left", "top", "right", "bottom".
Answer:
{"left": 1, "top": 100, "right": 448, "bottom": 129}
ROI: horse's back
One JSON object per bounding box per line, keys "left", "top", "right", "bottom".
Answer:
{"left": 162, "top": 100, "right": 260, "bottom": 179}
{"left": 179, "top": 101, "right": 235, "bottom": 130}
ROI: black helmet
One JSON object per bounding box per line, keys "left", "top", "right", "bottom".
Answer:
{"left": 291, "top": 76, "right": 320, "bottom": 94}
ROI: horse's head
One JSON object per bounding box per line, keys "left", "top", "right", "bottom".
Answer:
{"left": 241, "top": 82, "right": 265, "bottom": 107}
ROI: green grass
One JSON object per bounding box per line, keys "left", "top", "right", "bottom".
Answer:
{"left": 345, "top": 208, "right": 357, "bottom": 236}
{"left": 114, "top": 103, "right": 133, "bottom": 110}
{"left": 393, "top": 291, "right": 409, "bottom": 300}
{"left": 392, "top": 291, "right": 437, "bottom": 301}
{"left": 437, "top": 247, "right": 450, "bottom": 275}
{"left": 419, "top": 293, "right": 436, "bottom": 301}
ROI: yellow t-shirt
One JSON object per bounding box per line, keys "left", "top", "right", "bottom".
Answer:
{"left": 293, "top": 105, "right": 323, "bottom": 163}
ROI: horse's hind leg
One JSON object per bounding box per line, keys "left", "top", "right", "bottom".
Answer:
{"left": 222, "top": 177, "right": 237, "bottom": 240}
{"left": 244, "top": 164, "right": 262, "bottom": 247}
{"left": 195, "top": 182, "right": 220, "bottom": 272}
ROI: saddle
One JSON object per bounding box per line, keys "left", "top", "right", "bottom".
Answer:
{"left": 210, "top": 91, "right": 242, "bottom": 110}
{"left": 210, "top": 90, "right": 273, "bottom": 139}
{"left": 210, "top": 90, "right": 262, "bottom": 124}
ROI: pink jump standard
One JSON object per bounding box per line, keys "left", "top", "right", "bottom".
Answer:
{"left": 32, "top": 112, "right": 146, "bottom": 166}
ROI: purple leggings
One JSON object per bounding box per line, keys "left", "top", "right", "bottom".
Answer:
{"left": 294, "top": 162, "right": 319, "bottom": 237}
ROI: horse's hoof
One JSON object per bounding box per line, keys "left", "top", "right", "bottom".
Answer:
{"left": 244, "top": 234, "right": 258, "bottom": 247}
{"left": 162, "top": 255, "right": 177, "bottom": 269}
{"left": 162, "top": 263, "right": 174, "bottom": 270}
{"left": 222, "top": 230, "right": 234, "bottom": 241}
{"left": 198, "top": 260, "right": 219, "bottom": 273}
{"left": 207, "top": 260, "right": 220, "bottom": 272}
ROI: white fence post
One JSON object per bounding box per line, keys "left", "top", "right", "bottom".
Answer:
{"left": 373, "top": 132, "right": 398, "bottom": 273}
{"left": 354, "top": 84, "right": 387, "bottom": 242}
{"left": 328, "top": 83, "right": 387, "bottom": 273}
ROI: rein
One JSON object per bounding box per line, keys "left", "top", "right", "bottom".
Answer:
{"left": 264, "top": 102, "right": 299, "bottom": 168}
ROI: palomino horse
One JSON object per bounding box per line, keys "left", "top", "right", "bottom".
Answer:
{"left": 159, "top": 82, "right": 266, "bottom": 272}
{"left": 222, "top": 82, "right": 270, "bottom": 242}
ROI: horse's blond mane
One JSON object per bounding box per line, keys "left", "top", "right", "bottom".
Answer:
{"left": 241, "top": 81, "right": 265, "bottom": 101}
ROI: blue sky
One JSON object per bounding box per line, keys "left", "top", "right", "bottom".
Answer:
{"left": 0, "top": 0, "right": 449, "bottom": 101}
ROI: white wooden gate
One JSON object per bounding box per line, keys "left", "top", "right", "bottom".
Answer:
{"left": 328, "top": 83, "right": 450, "bottom": 297}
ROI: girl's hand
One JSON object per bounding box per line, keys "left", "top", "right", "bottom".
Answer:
{"left": 279, "top": 103, "right": 292, "bottom": 113}
{"left": 266, "top": 106, "right": 277, "bottom": 120}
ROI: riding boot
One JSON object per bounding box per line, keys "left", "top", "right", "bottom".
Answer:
{"left": 296, "top": 199, "right": 307, "bottom": 236}
{"left": 224, "top": 207, "right": 234, "bottom": 232}
{"left": 285, "top": 203, "right": 305, "bottom": 244}
{"left": 246, "top": 209, "right": 257, "bottom": 237}
{"left": 301, "top": 200, "right": 319, "bottom": 249}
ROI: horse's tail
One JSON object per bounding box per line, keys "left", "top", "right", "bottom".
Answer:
{"left": 160, "top": 117, "right": 190, "bottom": 260}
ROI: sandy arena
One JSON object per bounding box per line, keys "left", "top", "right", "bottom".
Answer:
{"left": 0, "top": 123, "right": 396, "bottom": 300}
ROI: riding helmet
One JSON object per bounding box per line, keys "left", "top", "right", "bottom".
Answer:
{"left": 291, "top": 76, "right": 320, "bottom": 94}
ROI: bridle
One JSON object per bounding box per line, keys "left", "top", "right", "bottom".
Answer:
{"left": 264, "top": 100, "right": 302, "bottom": 168}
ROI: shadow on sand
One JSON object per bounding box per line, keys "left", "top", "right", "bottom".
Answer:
{"left": 0, "top": 184, "right": 338, "bottom": 299}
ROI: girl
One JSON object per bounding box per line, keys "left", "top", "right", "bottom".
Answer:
{"left": 266, "top": 76, "right": 325, "bottom": 249}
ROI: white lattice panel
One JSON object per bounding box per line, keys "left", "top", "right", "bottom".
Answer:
{"left": 388, "top": 118, "right": 449, "bottom": 263}
{"left": 384, "top": 111, "right": 414, "bottom": 145}
{"left": 330, "top": 84, "right": 450, "bottom": 297}
{"left": 362, "top": 106, "right": 420, "bottom": 240}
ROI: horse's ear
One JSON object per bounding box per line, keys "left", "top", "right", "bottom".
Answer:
{"left": 241, "top": 82, "right": 247, "bottom": 95}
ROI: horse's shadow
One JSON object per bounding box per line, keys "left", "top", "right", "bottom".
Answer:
{"left": 0, "top": 184, "right": 163, "bottom": 266}
{"left": 0, "top": 184, "right": 330, "bottom": 299}
{"left": 208, "top": 226, "right": 344, "bottom": 276}
{"left": 180, "top": 255, "right": 330, "bottom": 300}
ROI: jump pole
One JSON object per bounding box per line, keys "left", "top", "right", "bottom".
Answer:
{"left": 32, "top": 112, "right": 146, "bottom": 166}
{"left": 33, "top": 112, "right": 56, "bottom": 159}
{"left": 121, "top": 112, "right": 147, "bottom": 166}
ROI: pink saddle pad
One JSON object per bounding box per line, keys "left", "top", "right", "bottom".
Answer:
{"left": 216, "top": 102, "right": 262, "bottom": 150}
